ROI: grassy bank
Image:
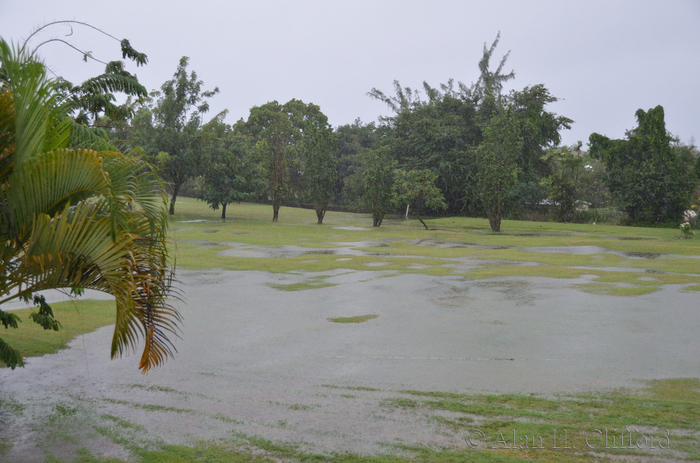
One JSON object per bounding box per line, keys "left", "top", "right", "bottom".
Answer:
{"left": 1, "top": 299, "right": 115, "bottom": 364}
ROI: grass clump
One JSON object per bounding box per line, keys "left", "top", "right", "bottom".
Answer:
{"left": 573, "top": 283, "right": 660, "bottom": 296}
{"left": 328, "top": 314, "right": 379, "bottom": 324}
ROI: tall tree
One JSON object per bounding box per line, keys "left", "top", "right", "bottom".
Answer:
{"left": 590, "top": 106, "right": 696, "bottom": 224}
{"left": 334, "top": 119, "right": 381, "bottom": 207}
{"left": 239, "top": 99, "right": 335, "bottom": 222}
{"left": 199, "top": 112, "right": 264, "bottom": 219}
{"left": 368, "top": 34, "right": 570, "bottom": 217}
{"left": 134, "top": 57, "right": 219, "bottom": 215}
{"left": 0, "top": 39, "right": 178, "bottom": 371}
{"left": 302, "top": 124, "right": 338, "bottom": 224}
{"left": 361, "top": 147, "right": 397, "bottom": 227}
{"left": 476, "top": 109, "right": 522, "bottom": 232}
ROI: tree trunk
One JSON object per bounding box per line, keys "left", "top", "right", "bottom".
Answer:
{"left": 169, "top": 183, "right": 181, "bottom": 215}
{"left": 272, "top": 202, "right": 280, "bottom": 222}
{"left": 415, "top": 213, "right": 429, "bottom": 230}
{"left": 316, "top": 208, "right": 325, "bottom": 224}
{"left": 221, "top": 203, "right": 227, "bottom": 219}
{"left": 373, "top": 215, "right": 383, "bottom": 227}
{"left": 488, "top": 213, "right": 501, "bottom": 232}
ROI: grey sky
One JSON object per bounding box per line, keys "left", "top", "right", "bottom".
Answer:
{"left": 2, "top": 0, "right": 699, "bottom": 147}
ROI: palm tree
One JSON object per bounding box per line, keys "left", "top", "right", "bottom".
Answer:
{"left": 0, "top": 39, "right": 180, "bottom": 372}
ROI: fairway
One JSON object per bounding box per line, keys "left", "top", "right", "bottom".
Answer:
{"left": 1, "top": 198, "right": 699, "bottom": 462}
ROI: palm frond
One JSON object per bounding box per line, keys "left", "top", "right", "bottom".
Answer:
{"left": 0, "top": 337, "right": 24, "bottom": 369}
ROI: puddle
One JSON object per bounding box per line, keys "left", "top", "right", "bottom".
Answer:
{"left": 1, "top": 271, "right": 698, "bottom": 460}
{"left": 523, "top": 246, "right": 667, "bottom": 261}
{"left": 523, "top": 246, "right": 610, "bottom": 255}
{"left": 333, "top": 226, "right": 371, "bottom": 231}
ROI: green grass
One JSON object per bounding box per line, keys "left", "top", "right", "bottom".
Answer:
{"left": 1, "top": 299, "right": 115, "bottom": 365}
{"left": 328, "top": 314, "right": 379, "bottom": 323}
{"left": 169, "top": 198, "right": 700, "bottom": 292}
{"left": 572, "top": 283, "right": 660, "bottom": 296}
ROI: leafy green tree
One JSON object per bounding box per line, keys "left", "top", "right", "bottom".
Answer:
{"left": 389, "top": 95, "right": 481, "bottom": 215}
{"left": 361, "top": 147, "right": 397, "bottom": 227}
{"left": 477, "top": 109, "right": 522, "bottom": 232}
{"left": 334, "top": 119, "right": 382, "bottom": 207}
{"left": 0, "top": 39, "right": 178, "bottom": 371}
{"left": 589, "top": 106, "right": 697, "bottom": 224}
{"left": 239, "top": 99, "right": 334, "bottom": 222}
{"left": 540, "top": 143, "right": 584, "bottom": 222}
{"left": 302, "top": 125, "right": 338, "bottom": 224}
{"left": 392, "top": 169, "right": 447, "bottom": 229}
{"left": 199, "top": 112, "right": 264, "bottom": 219}
{"left": 368, "top": 34, "right": 570, "bottom": 217}
{"left": 134, "top": 57, "right": 219, "bottom": 215}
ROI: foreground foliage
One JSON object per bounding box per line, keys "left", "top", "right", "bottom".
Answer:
{"left": 0, "top": 39, "right": 179, "bottom": 371}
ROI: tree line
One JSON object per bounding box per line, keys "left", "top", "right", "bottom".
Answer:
{"left": 60, "top": 33, "right": 700, "bottom": 230}
{"left": 98, "top": 34, "right": 697, "bottom": 231}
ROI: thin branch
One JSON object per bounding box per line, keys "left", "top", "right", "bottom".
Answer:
{"left": 29, "top": 38, "right": 107, "bottom": 66}
{"left": 21, "top": 20, "right": 121, "bottom": 54}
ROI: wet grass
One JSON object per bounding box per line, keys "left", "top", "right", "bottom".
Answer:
{"left": 31, "top": 379, "right": 700, "bottom": 462}
{"left": 376, "top": 378, "right": 700, "bottom": 461}
{"left": 328, "top": 314, "right": 379, "bottom": 323}
{"left": 170, "top": 198, "right": 700, "bottom": 292}
{"left": 266, "top": 276, "right": 338, "bottom": 291}
{"left": 571, "top": 283, "right": 660, "bottom": 296}
{"left": 0, "top": 299, "right": 115, "bottom": 366}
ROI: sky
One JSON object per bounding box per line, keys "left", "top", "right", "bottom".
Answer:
{"left": 1, "top": 0, "right": 699, "bottom": 147}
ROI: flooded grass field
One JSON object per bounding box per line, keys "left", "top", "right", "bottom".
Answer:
{"left": 1, "top": 199, "right": 699, "bottom": 462}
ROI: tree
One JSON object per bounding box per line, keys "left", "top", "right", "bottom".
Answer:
{"left": 361, "top": 147, "right": 397, "bottom": 227}
{"left": 368, "top": 34, "right": 570, "bottom": 217}
{"left": 199, "top": 112, "right": 264, "bottom": 219}
{"left": 392, "top": 169, "right": 446, "bottom": 229}
{"left": 589, "top": 106, "right": 697, "bottom": 224}
{"left": 301, "top": 119, "right": 338, "bottom": 224}
{"left": 134, "top": 57, "right": 219, "bottom": 215}
{"left": 0, "top": 39, "right": 178, "bottom": 371}
{"left": 335, "top": 119, "right": 382, "bottom": 207}
{"left": 540, "top": 143, "right": 584, "bottom": 222}
{"left": 477, "top": 109, "right": 522, "bottom": 232}
{"left": 239, "top": 99, "right": 335, "bottom": 222}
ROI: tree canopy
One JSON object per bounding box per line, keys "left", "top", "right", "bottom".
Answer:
{"left": 133, "top": 56, "right": 219, "bottom": 215}
{"left": 590, "top": 106, "right": 696, "bottom": 224}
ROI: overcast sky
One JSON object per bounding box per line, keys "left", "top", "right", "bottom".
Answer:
{"left": 2, "top": 0, "right": 699, "bottom": 147}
